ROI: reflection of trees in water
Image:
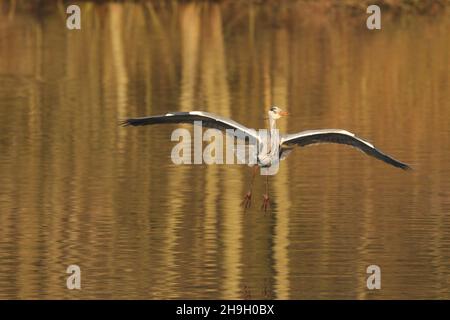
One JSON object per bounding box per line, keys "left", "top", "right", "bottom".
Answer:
{"left": 0, "top": 0, "right": 449, "bottom": 299}
{"left": 240, "top": 278, "right": 275, "bottom": 299}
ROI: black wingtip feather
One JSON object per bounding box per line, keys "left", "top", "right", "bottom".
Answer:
{"left": 384, "top": 155, "right": 411, "bottom": 171}
{"left": 400, "top": 163, "right": 412, "bottom": 171}
{"left": 119, "top": 119, "right": 130, "bottom": 127}
{"left": 119, "top": 118, "right": 146, "bottom": 127}
{"left": 119, "top": 119, "right": 131, "bottom": 127}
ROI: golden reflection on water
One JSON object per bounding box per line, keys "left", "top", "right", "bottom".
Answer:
{"left": 0, "top": 1, "right": 450, "bottom": 299}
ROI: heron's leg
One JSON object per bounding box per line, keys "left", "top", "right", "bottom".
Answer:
{"left": 241, "top": 166, "right": 258, "bottom": 209}
{"left": 262, "top": 175, "right": 270, "bottom": 212}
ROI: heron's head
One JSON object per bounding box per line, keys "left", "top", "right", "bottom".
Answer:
{"left": 268, "top": 106, "right": 288, "bottom": 120}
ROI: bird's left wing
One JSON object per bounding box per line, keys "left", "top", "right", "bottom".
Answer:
{"left": 121, "top": 111, "right": 260, "bottom": 142}
{"left": 280, "top": 129, "right": 411, "bottom": 170}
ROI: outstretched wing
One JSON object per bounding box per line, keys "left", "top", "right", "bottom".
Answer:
{"left": 280, "top": 129, "right": 411, "bottom": 170}
{"left": 121, "top": 111, "right": 259, "bottom": 142}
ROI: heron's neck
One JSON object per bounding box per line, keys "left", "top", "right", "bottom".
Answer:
{"left": 266, "top": 116, "right": 279, "bottom": 156}
{"left": 269, "top": 117, "right": 277, "bottom": 131}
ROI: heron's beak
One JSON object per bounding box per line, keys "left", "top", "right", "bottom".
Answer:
{"left": 280, "top": 111, "right": 289, "bottom": 116}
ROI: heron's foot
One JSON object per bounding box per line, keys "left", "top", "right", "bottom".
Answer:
{"left": 261, "top": 194, "right": 270, "bottom": 212}
{"left": 241, "top": 192, "right": 252, "bottom": 209}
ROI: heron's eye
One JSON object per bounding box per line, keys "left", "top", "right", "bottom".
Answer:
{"left": 270, "top": 107, "right": 276, "bottom": 112}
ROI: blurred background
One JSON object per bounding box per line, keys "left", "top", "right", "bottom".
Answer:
{"left": 0, "top": 0, "right": 449, "bottom": 299}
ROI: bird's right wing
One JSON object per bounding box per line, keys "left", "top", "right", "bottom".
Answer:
{"left": 280, "top": 129, "right": 411, "bottom": 170}
{"left": 121, "top": 111, "right": 260, "bottom": 142}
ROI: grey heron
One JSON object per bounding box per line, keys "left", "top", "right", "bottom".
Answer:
{"left": 121, "top": 106, "right": 410, "bottom": 211}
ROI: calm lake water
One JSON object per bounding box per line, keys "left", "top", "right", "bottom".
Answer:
{"left": 0, "top": 1, "right": 449, "bottom": 299}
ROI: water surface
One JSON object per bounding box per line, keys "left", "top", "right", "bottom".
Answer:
{"left": 0, "top": 1, "right": 449, "bottom": 299}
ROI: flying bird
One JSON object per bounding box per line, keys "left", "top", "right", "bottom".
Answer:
{"left": 121, "top": 107, "right": 410, "bottom": 211}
